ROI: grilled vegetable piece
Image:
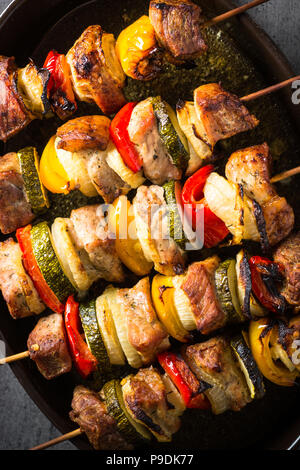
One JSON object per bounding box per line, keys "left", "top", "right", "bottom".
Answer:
{"left": 163, "top": 180, "right": 187, "bottom": 248}
{"left": 181, "top": 257, "right": 226, "bottom": 335}
{"left": 236, "top": 249, "right": 265, "bottom": 318}
{"left": 231, "top": 335, "right": 265, "bottom": 400}
{"left": 103, "top": 379, "right": 151, "bottom": 444}
{"left": 214, "top": 259, "right": 244, "bottom": 324}
{"left": 133, "top": 185, "right": 186, "bottom": 276}
{"left": 17, "top": 147, "right": 49, "bottom": 215}
{"left": 30, "top": 221, "right": 76, "bottom": 303}
{"left": 0, "top": 152, "right": 35, "bottom": 234}
{"left": 0, "top": 238, "right": 45, "bottom": 319}
{"left": 79, "top": 299, "right": 110, "bottom": 372}
{"left": 194, "top": 83, "right": 259, "bottom": 148}
{"left": 183, "top": 337, "right": 251, "bottom": 414}
{"left": 66, "top": 25, "right": 126, "bottom": 114}
{"left": 273, "top": 232, "right": 300, "bottom": 310}
{"left": 149, "top": 0, "right": 207, "bottom": 60}
{"left": 70, "top": 205, "right": 125, "bottom": 283}
{"left": 121, "top": 367, "right": 181, "bottom": 442}
{"left": 176, "top": 100, "right": 212, "bottom": 175}
{"left": 127, "top": 98, "right": 182, "bottom": 184}
{"left": 27, "top": 313, "right": 72, "bottom": 380}
{"left": 17, "top": 59, "right": 51, "bottom": 119}
{"left": 56, "top": 115, "right": 110, "bottom": 153}
{"left": 108, "top": 196, "right": 153, "bottom": 276}
{"left": 106, "top": 140, "right": 145, "bottom": 189}
{"left": 118, "top": 277, "right": 169, "bottom": 364}
{"left": 51, "top": 217, "right": 101, "bottom": 292}
{"left": 204, "top": 172, "right": 260, "bottom": 244}
{"left": 226, "top": 143, "right": 294, "bottom": 246}
{"left": 70, "top": 385, "right": 133, "bottom": 450}
{"left": 0, "top": 55, "right": 33, "bottom": 141}
{"left": 116, "top": 15, "right": 162, "bottom": 81}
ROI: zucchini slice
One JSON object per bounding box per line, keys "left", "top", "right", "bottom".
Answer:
{"left": 96, "top": 293, "right": 126, "bottom": 366}
{"left": 103, "top": 379, "right": 151, "bottom": 444}
{"left": 17, "top": 147, "right": 49, "bottom": 215}
{"left": 30, "top": 221, "right": 75, "bottom": 302}
{"left": 236, "top": 249, "right": 266, "bottom": 318}
{"left": 106, "top": 140, "right": 145, "bottom": 188}
{"left": 214, "top": 259, "right": 244, "bottom": 324}
{"left": 151, "top": 96, "right": 189, "bottom": 170}
{"left": 163, "top": 180, "right": 187, "bottom": 248}
{"left": 79, "top": 299, "right": 111, "bottom": 371}
{"left": 105, "top": 286, "right": 143, "bottom": 369}
{"left": 231, "top": 335, "right": 265, "bottom": 399}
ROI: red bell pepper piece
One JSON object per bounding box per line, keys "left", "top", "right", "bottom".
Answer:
{"left": 43, "top": 50, "right": 77, "bottom": 117}
{"left": 181, "top": 165, "right": 229, "bottom": 248}
{"left": 158, "top": 351, "right": 211, "bottom": 410}
{"left": 110, "top": 102, "right": 142, "bottom": 173}
{"left": 16, "top": 225, "right": 64, "bottom": 313}
{"left": 249, "top": 256, "right": 286, "bottom": 314}
{"left": 64, "top": 296, "right": 98, "bottom": 379}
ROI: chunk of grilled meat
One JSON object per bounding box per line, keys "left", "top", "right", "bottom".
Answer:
{"left": 133, "top": 185, "right": 186, "bottom": 275}
{"left": 27, "top": 313, "right": 72, "bottom": 380}
{"left": 0, "top": 56, "right": 33, "bottom": 141}
{"left": 0, "top": 152, "right": 35, "bottom": 234}
{"left": 194, "top": 83, "right": 259, "bottom": 148}
{"left": 66, "top": 25, "right": 126, "bottom": 115}
{"left": 181, "top": 257, "right": 226, "bottom": 334}
{"left": 70, "top": 205, "right": 125, "bottom": 283}
{"left": 226, "top": 144, "right": 294, "bottom": 246}
{"left": 56, "top": 115, "right": 110, "bottom": 153}
{"left": 118, "top": 278, "right": 169, "bottom": 363}
{"left": 273, "top": 232, "right": 300, "bottom": 309}
{"left": 0, "top": 238, "right": 45, "bottom": 319}
{"left": 128, "top": 98, "right": 182, "bottom": 184}
{"left": 70, "top": 385, "right": 132, "bottom": 450}
{"left": 149, "top": 0, "right": 207, "bottom": 60}
{"left": 122, "top": 367, "right": 181, "bottom": 442}
{"left": 183, "top": 337, "right": 251, "bottom": 414}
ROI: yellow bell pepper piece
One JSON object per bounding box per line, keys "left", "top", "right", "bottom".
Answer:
{"left": 116, "top": 15, "right": 161, "bottom": 80}
{"left": 39, "top": 136, "right": 75, "bottom": 194}
{"left": 108, "top": 195, "right": 153, "bottom": 276}
{"left": 151, "top": 274, "right": 190, "bottom": 343}
{"left": 249, "top": 318, "right": 298, "bottom": 387}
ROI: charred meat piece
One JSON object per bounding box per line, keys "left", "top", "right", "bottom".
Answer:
{"left": 149, "top": 0, "right": 207, "bottom": 60}
{"left": 133, "top": 185, "right": 186, "bottom": 276}
{"left": 274, "top": 232, "right": 300, "bottom": 309}
{"left": 70, "top": 385, "right": 132, "bottom": 450}
{"left": 27, "top": 313, "right": 72, "bottom": 380}
{"left": 118, "top": 277, "right": 169, "bottom": 363}
{"left": 0, "top": 238, "right": 44, "bottom": 319}
{"left": 0, "top": 152, "right": 35, "bottom": 234}
{"left": 183, "top": 337, "right": 251, "bottom": 414}
{"left": 262, "top": 196, "right": 294, "bottom": 246}
{"left": 194, "top": 83, "right": 259, "bottom": 148}
{"left": 66, "top": 25, "right": 126, "bottom": 115}
{"left": 56, "top": 115, "right": 110, "bottom": 153}
{"left": 0, "top": 55, "right": 33, "bottom": 141}
{"left": 70, "top": 204, "right": 124, "bottom": 283}
{"left": 128, "top": 99, "right": 182, "bottom": 185}
{"left": 181, "top": 257, "right": 226, "bottom": 334}
{"left": 122, "top": 367, "right": 181, "bottom": 442}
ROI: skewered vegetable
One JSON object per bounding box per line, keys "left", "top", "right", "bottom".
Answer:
{"left": 236, "top": 249, "right": 265, "bottom": 318}
{"left": 214, "top": 259, "right": 244, "bottom": 324}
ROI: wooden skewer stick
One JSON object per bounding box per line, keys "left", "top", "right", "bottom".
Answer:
{"left": 271, "top": 166, "right": 300, "bottom": 183}
{"left": 203, "top": 0, "right": 269, "bottom": 28}
{"left": 30, "top": 428, "right": 83, "bottom": 451}
{"left": 241, "top": 75, "right": 300, "bottom": 102}
{"left": 0, "top": 350, "right": 30, "bottom": 365}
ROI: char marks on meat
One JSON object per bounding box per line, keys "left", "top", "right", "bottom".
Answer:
{"left": 274, "top": 231, "right": 300, "bottom": 309}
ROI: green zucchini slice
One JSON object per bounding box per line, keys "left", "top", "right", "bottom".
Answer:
{"left": 30, "top": 221, "right": 75, "bottom": 302}
{"left": 163, "top": 180, "right": 187, "bottom": 248}
{"left": 79, "top": 299, "right": 110, "bottom": 371}
{"left": 151, "top": 96, "right": 189, "bottom": 170}
{"left": 17, "top": 147, "right": 49, "bottom": 215}
{"left": 231, "top": 335, "right": 265, "bottom": 400}
{"left": 102, "top": 379, "right": 151, "bottom": 444}
{"left": 215, "top": 259, "right": 244, "bottom": 324}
